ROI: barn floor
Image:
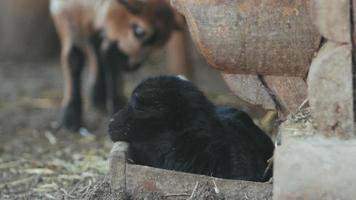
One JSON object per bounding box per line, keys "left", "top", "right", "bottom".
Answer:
{"left": 0, "top": 52, "right": 259, "bottom": 199}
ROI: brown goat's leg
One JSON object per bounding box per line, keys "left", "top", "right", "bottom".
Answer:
{"left": 60, "top": 45, "right": 85, "bottom": 131}
{"left": 52, "top": 15, "right": 84, "bottom": 131}
{"left": 102, "top": 42, "right": 127, "bottom": 114}
{"left": 89, "top": 32, "right": 107, "bottom": 112}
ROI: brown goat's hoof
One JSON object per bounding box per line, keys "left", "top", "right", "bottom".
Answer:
{"left": 91, "top": 84, "right": 107, "bottom": 113}
{"left": 60, "top": 103, "right": 82, "bottom": 131}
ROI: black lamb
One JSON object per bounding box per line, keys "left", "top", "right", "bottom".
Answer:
{"left": 109, "top": 76, "right": 274, "bottom": 181}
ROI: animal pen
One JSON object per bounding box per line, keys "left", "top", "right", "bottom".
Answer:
{"left": 105, "top": 0, "right": 356, "bottom": 199}
{"left": 0, "top": 0, "right": 355, "bottom": 199}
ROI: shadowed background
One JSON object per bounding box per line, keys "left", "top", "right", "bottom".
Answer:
{"left": 0, "top": 1, "right": 270, "bottom": 199}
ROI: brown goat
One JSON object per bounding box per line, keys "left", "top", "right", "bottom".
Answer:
{"left": 50, "top": 0, "right": 190, "bottom": 131}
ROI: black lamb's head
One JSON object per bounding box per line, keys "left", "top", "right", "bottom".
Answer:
{"left": 108, "top": 76, "right": 215, "bottom": 142}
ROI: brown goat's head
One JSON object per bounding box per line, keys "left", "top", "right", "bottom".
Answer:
{"left": 104, "top": 0, "right": 181, "bottom": 69}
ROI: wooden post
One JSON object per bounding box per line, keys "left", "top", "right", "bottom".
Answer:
{"left": 350, "top": 0, "right": 356, "bottom": 134}
{"left": 106, "top": 142, "right": 128, "bottom": 191}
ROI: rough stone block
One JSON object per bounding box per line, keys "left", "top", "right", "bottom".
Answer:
{"left": 274, "top": 137, "right": 356, "bottom": 200}
{"left": 308, "top": 42, "right": 354, "bottom": 138}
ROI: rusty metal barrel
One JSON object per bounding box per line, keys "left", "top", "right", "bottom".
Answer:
{"left": 171, "top": 0, "right": 321, "bottom": 118}
{"left": 172, "top": 0, "right": 320, "bottom": 76}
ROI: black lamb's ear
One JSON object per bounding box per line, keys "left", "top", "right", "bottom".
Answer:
{"left": 117, "top": 0, "right": 143, "bottom": 14}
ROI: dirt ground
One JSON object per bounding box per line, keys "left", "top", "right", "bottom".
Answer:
{"left": 0, "top": 50, "right": 262, "bottom": 199}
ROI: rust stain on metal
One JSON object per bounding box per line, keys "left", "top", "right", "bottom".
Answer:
{"left": 282, "top": 7, "right": 300, "bottom": 16}
{"left": 198, "top": 39, "right": 233, "bottom": 73}
{"left": 238, "top": 0, "right": 260, "bottom": 13}
{"left": 143, "top": 180, "right": 158, "bottom": 191}
{"left": 183, "top": 7, "right": 235, "bottom": 73}
{"left": 238, "top": 0, "right": 279, "bottom": 13}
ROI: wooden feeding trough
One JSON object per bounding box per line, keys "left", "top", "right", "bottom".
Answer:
{"left": 106, "top": 142, "right": 273, "bottom": 199}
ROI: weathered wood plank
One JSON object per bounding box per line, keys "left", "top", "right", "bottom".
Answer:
{"left": 171, "top": 0, "right": 320, "bottom": 76}
{"left": 107, "top": 142, "right": 273, "bottom": 199}
{"left": 222, "top": 73, "right": 308, "bottom": 119}
{"left": 222, "top": 73, "right": 276, "bottom": 110}
{"left": 308, "top": 42, "right": 355, "bottom": 138}
{"left": 106, "top": 142, "right": 128, "bottom": 190}
{"left": 263, "top": 76, "right": 308, "bottom": 118}
{"left": 126, "top": 164, "right": 272, "bottom": 199}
